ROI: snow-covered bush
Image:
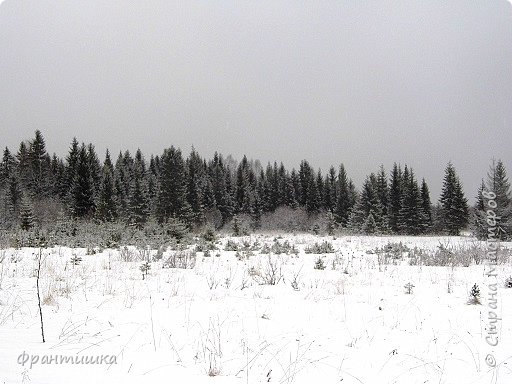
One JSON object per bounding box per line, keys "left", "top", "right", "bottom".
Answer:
{"left": 304, "top": 241, "right": 334, "bottom": 254}
{"left": 248, "top": 254, "right": 283, "bottom": 285}
{"left": 201, "top": 224, "right": 217, "bottom": 242}
{"left": 224, "top": 239, "right": 240, "bottom": 251}
{"left": 260, "top": 239, "right": 298, "bottom": 255}
{"left": 162, "top": 250, "right": 196, "bottom": 269}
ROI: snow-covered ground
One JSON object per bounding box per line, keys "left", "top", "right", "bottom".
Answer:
{"left": 0, "top": 234, "right": 511, "bottom": 384}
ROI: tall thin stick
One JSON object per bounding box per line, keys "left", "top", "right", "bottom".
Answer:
{"left": 37, "top": 247, "right": 45, "bottom": 343}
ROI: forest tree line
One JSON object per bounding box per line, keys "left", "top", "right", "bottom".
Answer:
{"left": 0, "top": 131, "right": 510, "bottom": 241}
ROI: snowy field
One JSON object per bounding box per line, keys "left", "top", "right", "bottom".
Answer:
{"left": 1, "top": 234, "right": 511, "bottom": 384}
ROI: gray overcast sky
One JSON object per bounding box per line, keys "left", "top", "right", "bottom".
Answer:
{"left": 1, "top": 1, "right": 511, "bottom": 201}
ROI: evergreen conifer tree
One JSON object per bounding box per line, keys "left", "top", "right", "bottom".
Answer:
{"left": 16, "top": 141, "right": 31, "bottom": 190}
{"left": 6, "top": 174, "right": 22, "bottom": 218}
{"left": 398, "top": 169, "right": 423, "bottom": 235}
{"left": 95, "top": 152, "right": 117, "bottom": 222}
{"left": 334, "top": 165, "right": 351, "bottom": 226}
{"left": 156, "top": 147, "right": 191, "bottom": 224}
{"left": 70, "top": 144, "right": 95, "bottom": 218}
{"left": 87, "top": 143, "right": 102, "bottom": 197}
{"left": 388, "top": 163, "right": 402, "bottom": 233}
{"left": 128, "top": 177, "right": 149, "bottom": 229}
{"left": 439, "top": 162, "right": 469, "bottom": 235}
{"left": 346, "top": 197, "right": 365, "bottom": 232}
{"left": 235, "top": 156, "right": 257, "bottom": 214}
{"left": 324, "top": 166, "right": 337, "bottom": 213}
{"left": 362, "top": 212, "right": 377, "bottom": 234}
{"left": 420, "top": 178, "right": 432, "bottom": 232}
{"left": 27, "top": 130, "right": 51, "bottom": 198}
{"left": 65, "top": 138, "right": 80, "bottom": 195}
{"left": 1, "top": 147, "right": 16, "bottom": 185}
{"left": 360, "top": 174, "right": 382, "bottom": 227}
{"left": 376, "top": 165, "right": 390, "bottom": 232}
{"left": 186, "top": 148, "right": 205, "bottom": 224}
{"left": 19, "top": 194, "right": 35, "bottom": 230}
{"left": 474, "top": 160, "right": 511, "bottom": 240}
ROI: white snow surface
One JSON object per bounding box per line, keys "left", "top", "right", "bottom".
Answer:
{"left": 0, "top": 234, "right": 511, "bottom": 383}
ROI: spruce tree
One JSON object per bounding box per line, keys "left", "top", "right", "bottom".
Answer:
{"left": 362, "top": 212, "right": 377, "bottom": 234}
{"left": 316, "top": 170, "right": 324, "bottom": 211}
{"left": 376, "top": 165, "right": 389, "bottom": 232}
{"left": 487, "top": 160, "right": 511, "bottom": 239}
{"left": 284, "top": 170, "right": 298, "bottom": 208}
{"left": 70, "top": 144, "right": 95, "bottom": 218}
{"left": 128, "top": 177, "right": 149, "bottom": 229}
{"left": 388, "top": 163, "right": 402, "bottom": 233}
{"left": 87, "top": 143, "right": 102, "bottom": 197}
{"left": 439, "top": 162, "right": 469, "bottom": 235}
{"left": 235, "top": 156, "right": 256, "bottom": 214}
{"left": 474, "top": 160, "right": 511, "bottom": 240}
{"left": 475, "top": 180, "right": 486, "bottom": 211}
{"left": 114, "top": 151, "right": 134, "bottom": 220}
{"left": 346, "top": 196, "right": 365, "bottom": 232}
{"left": 398, "top": 169, "right": 423, "bottom": 235}
{"left": 16, "top": 141, "right": 31, "bottom": 190}
{"left": 473, "top": 180, "right": 487, "bottom": 239}
{"left": 95, "top": 153, "right": 117, "bottom": 222}
{"left": 376, "top": 166, "right": 389, "bottom": 217}
{"left": 224, "top": 167, "right": 236, "bottom": 217}
{"left": 6, "top": 175, "right": 22, "bottom": 218}
{"left": 262, "top": 163, "right": 275, "bottom": 212}
{"left": 360, "top": 174, "right": 382, "bottom": 228}
{"left": 19, "top": 194, "right": 35, "bottom": 230}
{"left": 156, "top": 147, "right": 191, "bottom": 224}
{"left": 289, "top": 169, "right": 301, "bottom": 208}
{"left": 127, "top": 149, "right": 150, "bottom": 228}
{"left": 147, "top": 155, "right": 160, "bottom": 215}
{"left": 1, "top": 147, "right": 16, "bottom": 185}
{"left": 276, "top": 163, "right": 287, "bottom": 207}
{"left": 334, "top": 164, "right": 350, "bottom": 225}
{"left": 65, "top": 138, "right": 80, "bottom": 195}
{"left": 299, "top": 160, "right": 315, "bottom": 211}
{"left": 50, "top": 154, "right": 67, "bottom": 198}
{"left": 420, "top": 178, "right": 432, "bottom": 232}
{"left": 186, "top": 148, "right": 205, "bottom": 224}
{"left": 452, "top": 178, "right": 469, "bottom": 234}
{"left": 324, "top": 166, "right": 337, "bottom": 213}
{"left": 260, "top": 168, "right": 272, "bottom": 212}
{"left": 348, "top": 180, "right": 357, "bottom": 211}
{"left": 210, "top": 153, "right": 233, "bottom": 224}
{"left": 251, "top": 181, "right": 263, "bottom": 229}
{"left": 325, "top": 210, "right": 336, "bottom": 235}
{"left": 202, "top": 176, "right": 216, "bottom": 211}
{"left": 28, "top": 130, "right": 50, "bottom": 198}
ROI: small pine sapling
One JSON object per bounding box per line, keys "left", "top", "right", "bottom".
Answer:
{"left": 325, "top": 211, "right": 336, "bottom": 236}
{"left": 468, "top": 283, "right": 481, "bottom": 305}
{"left": 70, "top": 254, "right": 82, "bottom": 267}
{"left": 232, "top": 216, "right": 242, "bottom": 236}
{"left": 314, "top": 257, "right": 326, "bottom": 270}
{"left": 404, "top": 282, "right": 415, "bottom": 294}
{"left": 201, "top": 225, "right": 216, "bottom": 242}
{"left": 140, "top": 261, "right": 151, "bottom": 280}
